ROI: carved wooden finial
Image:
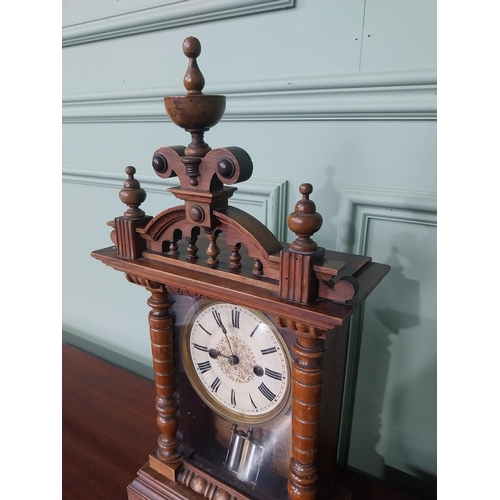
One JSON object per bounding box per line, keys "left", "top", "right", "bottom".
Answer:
{"left": 163, "top": 37, "right": 226, "bottom": 170}
{"left": 288, "top": 183, "right": 323, "bottom": 252}
{"left": 164, "top": 37, "right": 225, "bottom": 132}
{"left": 183, "top": 36, "right": 205, "bottom": 95}
{"left": 119, "top": 166, "right": 147, "bottom": 219}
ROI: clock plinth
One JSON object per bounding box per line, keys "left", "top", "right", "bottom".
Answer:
{"left": 149, "top": 451, "right": 181, "bottom": 482}
{"left": 91, "top": 37, "right": 389, "bottom": 500}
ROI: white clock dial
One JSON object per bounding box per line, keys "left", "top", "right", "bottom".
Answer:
{"left": 181, "top": 301, "right": 292, "bottom": 425}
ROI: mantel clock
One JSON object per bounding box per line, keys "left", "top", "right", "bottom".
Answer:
{"left": 91, "top": 37, "right": 390, "bottom": 500}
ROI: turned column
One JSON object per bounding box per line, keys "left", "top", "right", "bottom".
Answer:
{"left": 147, "top": 283, "right": 180, "bottom": 465}
{"left": 288, "top": 334, "right": 325, "bottom": 500}
{"left": 280, "top": 183, "right": 326, "bottom": 499}
{"left": 116, "top": 164, "right": 181, "bottom": 475}
{"left": 126, "top": 275, "right": 181, "bottom": 480}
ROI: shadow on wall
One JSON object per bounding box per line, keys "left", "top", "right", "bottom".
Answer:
{"left": 373, "top": 244, "right": 421, "bottom": 331}
{"left": 348, "top": 232, "right": 436, "bottom": 499}
{"left": 381, "top": 355, "right": 437, "bottom": 499}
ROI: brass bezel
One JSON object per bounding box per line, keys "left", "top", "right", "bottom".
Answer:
{"left": 180, "top": 300, "right": 292, "bottom": 426}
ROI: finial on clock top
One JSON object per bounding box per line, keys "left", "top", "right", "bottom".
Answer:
{"left": 119, "top": 166, "right": 146, "bottom": 219}
{"left": 288, "top": 183, "right": 323, "bottom": 252}
{"left": 164, "top": 37, "right": 226, "bottom": 142}
{"left": 183, "top": 36, "right": 205, "bottom": 94}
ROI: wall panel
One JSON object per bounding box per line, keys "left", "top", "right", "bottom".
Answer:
{"left": 337, "top": 186, "right": 437, "bottom": 479}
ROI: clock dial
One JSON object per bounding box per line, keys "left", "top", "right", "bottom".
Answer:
{"left": 181, "top": 301, "right": 292, "bottom": 425}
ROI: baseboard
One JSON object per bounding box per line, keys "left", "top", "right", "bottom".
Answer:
{"left": 343, "top": 464, "right": 437, "bottom": 500}
{"left": 383, "top": 464, "right": 437, "bottom": 500}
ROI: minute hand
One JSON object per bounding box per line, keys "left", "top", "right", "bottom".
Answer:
{"left": 213, "top": 311, "right": 234, "bottom": 355}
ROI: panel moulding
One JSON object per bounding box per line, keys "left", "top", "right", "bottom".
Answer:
{"left": 62, "top": 167, "right": 288, "bottom": 241}
{"left": 337, "top": 185, "right": 437, "bottom": 254}
{"left": 62, "top": 0, "right": 296, "bottom": 47}
{"left": 335, "top": 185, "right": 437, "bottom": 465}
{"left": 62, "top": 70, "right": 437, "bottom": 122}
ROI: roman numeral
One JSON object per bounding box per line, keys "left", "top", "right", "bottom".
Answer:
{"left": 197, "top": 361, "right": 211, "bottom": 374}
{"left": 193, "top": 343, "right": 208, "bottom": 352}
{"left": 211, "top": 377, "right": 222, "bottom": 393}
{"left": 261, "top": 346, "right": 277, "bottom": 355}
{"left": 250, "top": 324, "right": 259, "bottom": 337}
{"left": 231, "top": 389, "right": 236, "bottom": 406}
{"left": 212, "top": 310, "right": 223, "bottom": 328}
{"left": 258, "top": 382, "right": 276, "bottom": 402}
{"left": 231, "top": 309, "right": 240, "bottom": 328}
{"left": 265, "top": 367, "right": 283, "bottom": 381}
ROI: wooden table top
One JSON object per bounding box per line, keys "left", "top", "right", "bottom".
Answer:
{"left": 62, "top": 343, "right": 158, "bottom": 500}
{"left": 62, "top": 343, "right": 418, "bottom": 500}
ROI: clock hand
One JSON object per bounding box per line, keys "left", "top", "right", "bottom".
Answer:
{"left": 213, "top": 310, "right": 227, "bottom": 334}
{"left": 209, "top": 348, "right": 230, "bottom": 359}
{"left": 213, "top": 310, "right": 236, "bottom": 358}
{"left": 220, "top": 320, "right": 227, "bottom": 335}
{"left": 209, "top": 349, "right": 240, "bottom": 366}
{"left": 223, "top": 330, "right": 233, "bottom": 353}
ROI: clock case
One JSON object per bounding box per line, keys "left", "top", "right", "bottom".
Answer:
{"left": 91, "top": 37, "right": 390, "bottom": 500}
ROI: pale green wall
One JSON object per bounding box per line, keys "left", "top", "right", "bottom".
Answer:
{"left": 62, "top": 0, "right": 436, "bottom": 488}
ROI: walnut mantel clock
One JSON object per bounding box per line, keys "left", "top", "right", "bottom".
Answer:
{"left": 91, "top": 37, "right": 389, "bottom": 500}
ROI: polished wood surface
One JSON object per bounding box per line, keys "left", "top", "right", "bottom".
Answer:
{"left": 62, "top": 343, "right": 417, "bottom": 500}
{"left": 62, "top": 343, "right": 157, "bottom": 500}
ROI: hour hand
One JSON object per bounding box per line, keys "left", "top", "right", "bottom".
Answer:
{"left": 209, "top": 349, "right": 239, "bottom": 366}
{"left": 209, "top": 348, "right": 226, "bottom": 359}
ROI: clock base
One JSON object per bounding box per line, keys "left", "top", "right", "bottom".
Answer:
{"left": 128, "top": 462, "right": 254, "bottom": 500}
{"left": 127, "top": 462, "right": 352, "bottom": 500}
{"left": 128, "top": 464, "right": 197, "bottom": 500}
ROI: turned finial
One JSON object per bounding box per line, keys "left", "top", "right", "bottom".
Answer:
{"left": 183, "top": 36, "right": 205, "bottom": 95}
{"left": 119, "top": 166, "right": 146, "bottom": 219}
{"left": 288, "top": 184, "right": 323, "bottom": 252}
{"left": 164, "top": 37, "right": 226, "bottom": 133}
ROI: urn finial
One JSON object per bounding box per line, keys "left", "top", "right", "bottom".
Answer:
{"left": 164, "top": 37, "right": 226, "bottom": 133}
{"left": 119, "top": 166, "right": 146, "bottom": 219}
{"left": 288, "top": 184, "right": 323, "bottom": 252}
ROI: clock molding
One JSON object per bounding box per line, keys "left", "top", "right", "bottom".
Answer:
{"left": 91, "top": 37, "right": 390, "bottom": 500}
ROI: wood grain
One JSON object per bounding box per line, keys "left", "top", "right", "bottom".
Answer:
{"left": 62, "top": 343, "right": 158, "bottom": 500}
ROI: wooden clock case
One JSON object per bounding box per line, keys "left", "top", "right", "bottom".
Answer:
{"left": 91, "top": 37, "right": 390, "bottom": 500}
